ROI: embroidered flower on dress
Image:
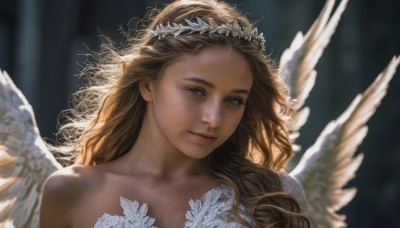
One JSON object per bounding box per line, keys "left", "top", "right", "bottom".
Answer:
{"left": 185, "top": 185, "right": 232, "bottom": 227}
{"left": 94, "top": 197, "right": 156, "bottom": 228}
{"left": 94, "top": 185, "right": 254, "bottom": 228}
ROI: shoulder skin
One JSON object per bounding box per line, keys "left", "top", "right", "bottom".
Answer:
{"left": 40, "top": 165, "right": 97, "bottom": 228}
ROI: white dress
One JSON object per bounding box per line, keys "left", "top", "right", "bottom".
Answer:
{"left": 94, "top": 173, "right": 308, "bottom": 228}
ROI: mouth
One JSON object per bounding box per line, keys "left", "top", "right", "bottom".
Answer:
{"left": 189, "top": 131, "right": 217, "bottom": 145}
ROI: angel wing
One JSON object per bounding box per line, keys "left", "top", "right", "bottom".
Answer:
{"left": 280, "top": 0, "right": 400, "bottom": 226}
{"left": 290, "top": 56, "right": 400, "bottom": 227}
{"left": 0, "top": 69, "right": 63, "bottom": 228}
{"left": 280, "top": 0, "right": 349, "bottom": 150}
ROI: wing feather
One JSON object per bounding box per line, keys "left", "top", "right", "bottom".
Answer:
{"left": 0, "top": 69, "right": 63, "bottom": 228}
{"left": 280, "top": 0, "right": 349, "bottom": 146}
{"left": 290, "top": 56, "right": 400, "bottom": 227}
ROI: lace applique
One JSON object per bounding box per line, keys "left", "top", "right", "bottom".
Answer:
{"left": 94, "top": 197, "right": 156, "bottom": 228}
{"left": 94, "top": 185, "right": 254, "bottom": 228}
{"left": 185, "top": 185, "right": 253, "bottom": 227}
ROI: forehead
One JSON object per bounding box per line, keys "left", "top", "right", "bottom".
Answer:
{"left": 161, "top": 45, "right": 253, "bottom": 88}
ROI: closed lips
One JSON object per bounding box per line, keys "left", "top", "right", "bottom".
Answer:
{"left": 190, "top": 132, "right": 217, "bottom": 144}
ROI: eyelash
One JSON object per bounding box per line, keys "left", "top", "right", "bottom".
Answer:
{"left": 187, "top": 87, "right": 205, "bottom": 96}
{"left": 186, "top": 87, "right": 246, "bottom": 106}
{"left": 226, "top": 97, "right": 246, "bottom": 106}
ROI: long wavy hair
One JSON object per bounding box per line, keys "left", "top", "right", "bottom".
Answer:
{"left": 54, "top": 0, "right": 310, "bottom": 227}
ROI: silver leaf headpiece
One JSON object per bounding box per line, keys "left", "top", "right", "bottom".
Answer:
{"left": 148, "top": 17, "right": 265, "bottom": 51}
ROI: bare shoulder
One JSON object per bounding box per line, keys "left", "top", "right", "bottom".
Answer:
{"left": 43, "top": 165, "right": 99, "bottom": 196}
{"left": 40, "top": 165, "right": 100, "bottom": 227}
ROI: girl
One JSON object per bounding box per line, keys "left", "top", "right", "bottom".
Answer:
{"left": 40, "top": 0, "right": 311, "bottom": 227}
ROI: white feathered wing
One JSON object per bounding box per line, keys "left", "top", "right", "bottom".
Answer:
{"left": 278, "top": 0, "right": 400, "bottom": 226}
{"left": 290, "top": 56, "right": 400, "bottom": 227}
{"left": 280, "top": 0, "right": 349, "bottom": 150}
{"left": 0, "top": 69, "right": 62, "bottom": 228}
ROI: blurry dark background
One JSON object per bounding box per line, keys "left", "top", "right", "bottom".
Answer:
{"left": 0, "top": 0, "right": 399, "bottom": 227}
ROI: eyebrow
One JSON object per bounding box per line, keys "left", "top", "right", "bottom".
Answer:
{"left": 182, "top": 77, "right": 250, "bottom": 95}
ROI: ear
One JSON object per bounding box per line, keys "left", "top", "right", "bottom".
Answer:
{"left": 139, "top": 79, "right": 154, "bottom": 102}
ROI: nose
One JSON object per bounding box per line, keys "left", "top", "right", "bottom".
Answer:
{"left": 201, "top": 100, "right": 222, "bottom": 128}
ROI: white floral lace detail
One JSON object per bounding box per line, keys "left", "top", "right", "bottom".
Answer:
{"left": 94, "top": 185, "right": 254, "bottom": 228}
{"left": 94, "top": 197, "right": 156, "bottom": 228}
{"left": 185, "top": 185, "right": 253, "bottom": 227}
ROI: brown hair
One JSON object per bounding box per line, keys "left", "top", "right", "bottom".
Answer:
{"left": 55, "top": 0, "right": 310, "bottom": 226}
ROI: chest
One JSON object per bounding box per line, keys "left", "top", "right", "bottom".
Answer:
{"left": 73, "top": 177, "right": 226, "bottom": 227}
{"left": 94, "top": 185, "right": 249, "bottom": 228}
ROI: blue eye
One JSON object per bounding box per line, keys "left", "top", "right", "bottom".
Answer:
{"left": 188, "top": 87, "right": 205, "bottom": 96}
{"left": 226, "top": 97, "right": 245, "bottom": 106}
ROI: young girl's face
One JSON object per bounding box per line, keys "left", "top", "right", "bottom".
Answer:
{"left": 142, "top": 45, "right": 253, "bottom": 159}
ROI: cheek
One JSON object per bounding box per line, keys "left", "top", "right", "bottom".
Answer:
{"left": 224, "top": 109, "right": 245, "bottom": 133}
{"left": 156, "top": 89, "right": 198, "bottom": 122}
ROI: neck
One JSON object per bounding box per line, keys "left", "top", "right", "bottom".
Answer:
{"left": 120, "top": 115, "right": 203, "bottom": 179}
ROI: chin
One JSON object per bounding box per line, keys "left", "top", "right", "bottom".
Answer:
{"left": 180, "top": 146, "right": 217, "bottom": 160}
{"left": 183, "top": 151, "right": 212, "bottom": 160}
